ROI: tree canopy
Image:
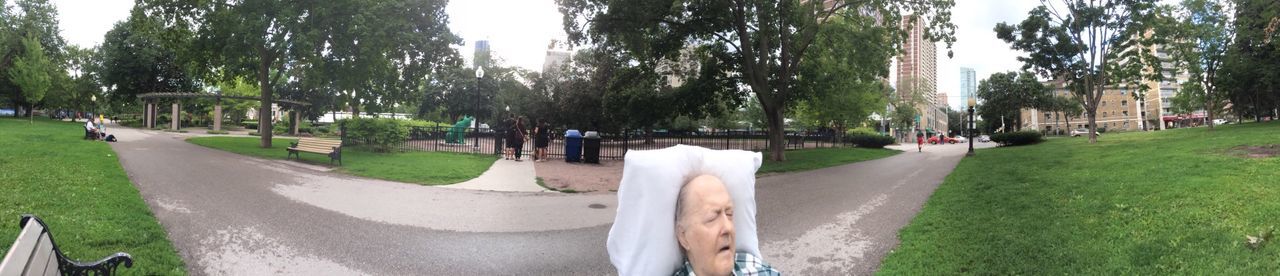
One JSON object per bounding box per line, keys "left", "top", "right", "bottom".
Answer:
{"left": 996, "top": 0, "right": 1163, "bottom": 142}
{"left": 558, "top": 0, "right": 956, "bottom": 161}
{"left": 976, "top": 71, "right": 1049, "bottom": 132}
{"left": 143, "top": 0, "right": 460, "bottom": 147}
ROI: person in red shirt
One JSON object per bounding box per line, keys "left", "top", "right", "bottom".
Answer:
{"left": 916, "top": 132, "right": 924, "bottom": 152}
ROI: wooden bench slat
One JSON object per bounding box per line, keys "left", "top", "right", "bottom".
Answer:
{"left": 0, "top": 221, "right": 42, "bottom": 276}
{"left": 0, "top": 221, "right": 44, "bottom": 276}
{"left": 22, "top": 235, "right": 54, "bottom": 276}
{"left": 38, "top": 255, "right": 55, "bottom": 276}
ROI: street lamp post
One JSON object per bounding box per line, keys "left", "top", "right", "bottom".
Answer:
{"left": 967, "top": 98, "right": 976, "bottom": 156}
{"left": 475, "top": 67, "right": 485, "bottom": 151}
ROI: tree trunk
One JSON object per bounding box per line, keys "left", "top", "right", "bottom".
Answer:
{"left": 764, "top": 104, "right": 786, "bottom": 162}
{"left": 257, "top": 51, "right": 274, "bottom": 148}
{"left": 1205, "top": 94, "right": 1215, "bottom": 130}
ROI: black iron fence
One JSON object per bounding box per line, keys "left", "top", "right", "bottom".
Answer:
{"left": 342, "top": 126, "right": 856, "bottom": 160}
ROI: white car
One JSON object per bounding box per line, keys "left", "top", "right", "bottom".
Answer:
{"left": 1071, "top": 128, "right": 1102, "bottom": 137}
{"left": 952, "top": 136, "right": 968, "bottom": 143}
{"left": 978, "top": 135, "right": 991, "bottom": 143}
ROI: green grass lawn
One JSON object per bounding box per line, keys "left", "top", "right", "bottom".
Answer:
{"left": 879, "top": 121, "right": 1280, "bottom": 274}
{"left": 186, "top": 136, "right": 497, "bottom": 185}
{"left": 757, "top": 147, "right": 900, "bottom": 174}
{"left": 0, "top": 118, "right": 186, "bottom": 275}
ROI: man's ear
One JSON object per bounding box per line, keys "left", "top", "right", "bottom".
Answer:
{"left": 676, "top": 224, "right": 691, "bottom": 251}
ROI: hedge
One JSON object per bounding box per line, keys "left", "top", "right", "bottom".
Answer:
{"left": 336, "top": 117, "right": 409, "bottom": 152}
{"left": 990, "top": 131, "right": 1043, "bottom": 146}
{"left": 848, "top": 134, "right": 895, "bottom": 149}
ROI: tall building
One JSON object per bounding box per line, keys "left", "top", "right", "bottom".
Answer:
{"left": 959, "top": 67, "right": 976, "bottom": 108}
{"left": 543, "top": 49, "right": 572, "bottom": 76}
{"left": 1019, "top": 43, "right": 1192, "bottom": 133}
{"left": 896, "top": 15, "right": 940, "bottom": 134}
{"left": 474, "top": 40, "right": 491, "bottom": 68}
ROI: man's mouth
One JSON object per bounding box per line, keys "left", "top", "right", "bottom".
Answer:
{"left": 719, "top": 245, "right": 731, "bottom": 253}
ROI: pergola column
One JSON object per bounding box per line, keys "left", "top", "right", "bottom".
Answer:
{"left": 213, "top": 100, "right": 223, "bottom": 131}
{"left": 142, "top": 101, "right": 150, "bottom": 128}
{"left": 171, "top": 101, "right": 180, "bottom": 131}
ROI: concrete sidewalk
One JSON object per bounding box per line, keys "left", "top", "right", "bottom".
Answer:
{"left": 441, "top": 159, "right": 548, "bottom": 192}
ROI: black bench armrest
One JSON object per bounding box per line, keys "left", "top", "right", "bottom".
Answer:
{"left": 19, "top": 215, "right": 134, "bottom": 275}
{"left": 290, "top": 141, "right": 299, "bottom": 148}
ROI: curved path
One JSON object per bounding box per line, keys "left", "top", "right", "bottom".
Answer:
{"left": 108, "top": 126, "right": 990, "bottom": 275}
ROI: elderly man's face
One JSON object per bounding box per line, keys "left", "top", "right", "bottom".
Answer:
{"left": 677, "top": 175, "right": 736, "bottom": 276}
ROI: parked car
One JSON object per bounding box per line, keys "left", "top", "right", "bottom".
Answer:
{"left": 952, "top": 136, "right": 968, "bottom": 143}
{"left": 978, "top": 135, "right": 991, "bottom": 143}
{"left": 1212, "top": 119, "right": 1230, "bottom": 125}
{"left": 928, "top": 136, "right": 959, "bottom": 144}
{"left": 1070, "top": 128, "right": 1102, "bottom": 137}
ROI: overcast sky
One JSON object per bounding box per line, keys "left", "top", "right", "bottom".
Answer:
{"left": 53, "top": 0, "right": 1046, "bottom": 109}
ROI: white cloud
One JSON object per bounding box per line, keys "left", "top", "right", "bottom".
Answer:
{"left": 935, "top": 0, "right": 1042, "bottom": 109}
{"left": 447, "top": 0, "right": 568, "bottom": 72}
{"left": 52, "top": 0, "right": 134, "bottom": 48}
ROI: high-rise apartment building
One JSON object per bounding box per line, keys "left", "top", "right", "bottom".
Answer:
{"left": 474, "top": 40, "right": 491, "bottom": 68}
{"left": 896, "top": 15, "right": 940, "bottom": 133}
{"left": 960, "top": 67, "right": 976, "bottom": 108}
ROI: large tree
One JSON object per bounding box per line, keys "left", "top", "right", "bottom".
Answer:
{"left": 1161, "top": 0, "right": 1235, "bottom": 129}
{"left": 144, "top": 0, "right": 460, "bottom": 148}
{"left": 996, "top": 0, "right": 1163, "bottom": 143}
{"left": 0, "top": 0, "right": 65, "bottom": 117}
{"left": 558, "top": 0, "right": 956, "bottom": 161}
{"left": 975, "top": 71, "right": 1049, "bottom": 132}
{"left": 99, "top": 8, "right": 197, "bottom": 104}
{"left": 1218, "top": 0, "right": 1279, "bottom": 122}
{"left": 8, "top": 35, "right": 51, "bottom": 122}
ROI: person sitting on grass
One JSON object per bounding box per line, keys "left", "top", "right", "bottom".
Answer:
{"left": 673, "top": 174, "right": 779, "bottom": 276}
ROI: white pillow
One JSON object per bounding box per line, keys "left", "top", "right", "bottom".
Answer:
{"left": 607, "top": 145, "right": 763, "bottom": 276}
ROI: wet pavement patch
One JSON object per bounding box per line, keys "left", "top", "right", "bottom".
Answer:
{"left": 1226, "top": 144, "right": 1280, "bottom": 158}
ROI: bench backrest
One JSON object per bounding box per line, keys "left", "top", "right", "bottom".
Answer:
{"left": 297, "top": 138, "right": 342, "bottom": 149}
{"left": 0, "top": 219, "right": 58, "bottom": 276}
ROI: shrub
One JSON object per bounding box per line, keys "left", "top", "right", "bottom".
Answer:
{"left": 242, "top": 121, "right": 258, "bottom": 130}
{"left": 206, "top": 130, "right": 229, "bottom": 135}
{"left": 337, "top": 117, "right": 409, "bottom": 152}
{"left": 990, "top": 131, "right": 1043, "bottom": 146}
{"left": 848, "top": 134, "right": 895, "bottom": 149}
{"left": 845, "top": 127, "right": 880, "bottom": 137}
{"left": 404, "top": 120, "right": 450, "bottom": 129}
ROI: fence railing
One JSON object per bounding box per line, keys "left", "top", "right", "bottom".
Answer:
{"left": 342, "top": 126, "right": 855, "bottom": 160}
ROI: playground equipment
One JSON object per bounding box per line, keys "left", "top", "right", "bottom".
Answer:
{"left": 445, "top": 116, "right": 474, "bottom": 144}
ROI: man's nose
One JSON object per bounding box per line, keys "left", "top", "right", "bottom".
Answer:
{"left": 719, "top": 212, "right": 734, "bottom": 235}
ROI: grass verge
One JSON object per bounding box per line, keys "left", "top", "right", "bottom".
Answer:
{"left": 878, "top": 121, "right": 1280, "bottom": 274}
{"left": 186, "top": 136, "right": 496, "bottom": 185}
{"left": 757, "top": 147, "right": 900, "bottom": 174}
{"left": 0, "top": 118, "right": 186, "bottom": 275}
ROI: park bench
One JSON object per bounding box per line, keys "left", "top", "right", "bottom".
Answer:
{"left": 0, "top": 215, "right": 133, "bottom": 276}
{"left": 287, "top": 138, "right": 344, "bottom": 165}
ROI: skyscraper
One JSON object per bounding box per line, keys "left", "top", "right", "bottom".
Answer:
{"left": 896, "top": 15, "right": 938, "bottom": 132}
{"left": 474, "top": 40, "right": 491, "bottom": 68}
{"left": 960, "top": 67, "right": 976, "bottom": 108}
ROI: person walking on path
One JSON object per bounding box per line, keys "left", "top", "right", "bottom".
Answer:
{"left": 916, "top": 131, "right": 924, "bottom": 152}
{"left": 504, "top": 116, "right": 517, "bottom": 160}
{"left": 512, "top": 117, "right": 528, "bottom": 161}
{"left": 533, "top": 119, "right": 550, "bottom": 162}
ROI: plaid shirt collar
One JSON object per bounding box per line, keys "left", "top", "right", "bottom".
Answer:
{"left": 673, "top": 252, "right": 781, "bottom": 276}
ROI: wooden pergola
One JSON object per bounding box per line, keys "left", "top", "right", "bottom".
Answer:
{"left": 137, "top": 92, "right": 311, "bottom": 133}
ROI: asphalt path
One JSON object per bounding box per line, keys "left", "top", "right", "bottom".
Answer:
{"left": 108, "top": 127, "right": 990, "bottom": 275}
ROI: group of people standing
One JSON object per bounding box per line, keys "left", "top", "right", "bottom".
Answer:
{"left": 503, "top": 116, "right": 550, "bottom": 162}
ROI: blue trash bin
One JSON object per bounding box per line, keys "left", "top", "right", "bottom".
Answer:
{"left": 564, "top": 129, "right": 583, "bottom": 162}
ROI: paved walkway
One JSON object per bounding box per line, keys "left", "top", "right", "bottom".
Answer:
{"left": 108, "top": 126, "right": 991, "bottom": 275}
{"left": 441, "top": 159, "right": 546, "bottom": 192}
